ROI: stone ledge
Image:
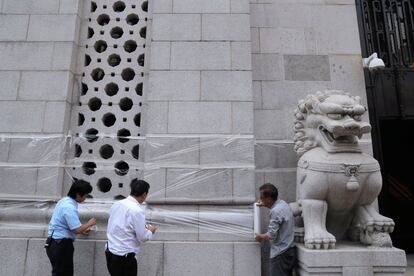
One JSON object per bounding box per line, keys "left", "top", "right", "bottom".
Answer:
{"left": 296, "top": 242, "right": 407, "bottom": 276}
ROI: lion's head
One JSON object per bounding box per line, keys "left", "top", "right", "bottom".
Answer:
{"left": 294, "top": 90, "right": 371, "bottom": 156}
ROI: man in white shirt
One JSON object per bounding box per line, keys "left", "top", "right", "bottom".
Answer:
{"left": 105, "top": 179, "right": 157, "bottom": 276}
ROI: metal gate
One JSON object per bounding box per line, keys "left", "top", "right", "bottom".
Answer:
{"left": 356, "top": 0, "right": 414, "bottom": 251}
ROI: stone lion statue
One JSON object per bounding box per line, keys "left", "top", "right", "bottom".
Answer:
{"left": 292, "top": 90, "right": 394, "bottom": 249}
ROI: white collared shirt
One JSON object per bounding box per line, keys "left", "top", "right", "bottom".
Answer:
{"left": 106, "top": 196, "right": 153, "bottom": 256}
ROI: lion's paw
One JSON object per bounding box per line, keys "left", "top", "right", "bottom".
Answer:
{"left": 304, "top": 230, "right": 336, "bottom": 249}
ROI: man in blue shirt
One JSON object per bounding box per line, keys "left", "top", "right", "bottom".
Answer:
{"left": 255, "top": 183, "right": 296, "bottom": 276}
{"left": 45, "top": 179, "right": 96, "bottom": 276}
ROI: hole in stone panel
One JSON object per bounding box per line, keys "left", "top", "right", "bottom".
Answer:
{"left": 113, "top": 1, "right": 126, "bottom": 12}
{"left": 94, "top": 40, "right": 107, "bottom": 53}
{"left": 114, "top": 195, "right": 126, "bottom": 200}
{"left": 91, "top": 68, "right": 105, "bottom": 81}
{"left": 139, "top": 27, "right": 146, "bottom": 38}
{"left": 91, "top": 1, "right": 97, "bottom": 12}
{"left": 121, "top": 68, "right": 135, "bottom": 81}
{"left": 118, "top": 183, "right": 123, "bottom": 188}
{"left": 115, "top": 161, "right": 129, "bottom": 176}
{"left": 139, "top": 102, "right": 142, "bottom": 106}
{"left": 97, "top": 58, "right": 101, "bottom": 62}
{"left": 119, "top": 97, "right": 133, "bottom": 111}
{"left": 132, "top": 145, "right": 139, "bottom": 159}
{"left": 125, "top": 87, "right": 129, "bottom": 91}
{"left": 123, "top": 40, "right": 137, "bottom": 53}
{"left": 88, "top": 149, "right": 93, "bottom": 154}
{"left": 111, "top": 72, "right": 115, "bottom": 77}
{"left": 129, "top": 30, "right": 133, "bottom": 35}
{"left": 74, "top": 144, "right": 82, "bottom": 157}
{"left": 97, "top": 14, "right": 110, "bottom": 26}
{"left": 108, "top": 54, "right": 121, "bottom": 67}
{"left": 82, "top": 162, "right": 96, "bottom": 175}
{"left": 110, "top": 27, "right": 124, "bottom": 39}
{"left": 120, "top": 149, "right": 125, "bottom": 154}
{"left": 88, "top": 97, "right": 102, "bottom": 111}
{"left": 84, "top": 54, "right": 91, "bottom": 66}
{"left": 99, "top": 144, "right": 114, "bottom": 159}
{"left": 81, "top": 83, "right": 88, "bottom": 95}
{"left": 91, "top": 117, "right": 95, "bottom": 121}
{"left": 126, "top": 14, "right": 139, "bottom": 25}
{"left": 127, "top": 58, "right": 131, "bottom": 62}
{"left": 137, "top": 54, "right": 145, "bottom": 66}
{"left": 105, "top": 83, "right": 118, "bottom": 96}
{"left": 109, "top": 102, "right": 113, "bottom": 106}
{"left": 85, "top": 128, "right": 99, "bottom": 142}
{"left": 135, "top": 83, "right": 143, "bottom": 96}
{"left": 100, "top": 30, "right": 104, "bottom": 35}
{"left": 114, "top": 44, "right": 118, "bottom": 48}
{"left": 134, "top": 113, "right": 141, "bottom": 127}
{"left": 97, "top": 177, "right": 112, "bottom": 192}
{"left": 94, "top": 87, "right": 98, "bottom": 91}
{"left": 117, "top": 129, "right": 131, "bottom": 143}
{"left": 78, "top": 113, "right": 85, "bottom": 126}
{"left": 123, "top": 118, "right": 127, "bottom": 122}
{"left": 116, "top": 18, "right": 120, "bottom": 21}
{"left": 87, "top": 27, "right": 94, "bottom": 38}
{"left": 102, "top": 113, "right": 116, "bottom": 127}
{"left": 132, "top": 5, "right": 136, "bottom": 8}
{"left": 141, "top": 1, "right": 148, "bottom": 12}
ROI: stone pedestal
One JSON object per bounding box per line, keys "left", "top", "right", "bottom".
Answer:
{"left": 296, "top": 242, "right": 407, "bottom": 276}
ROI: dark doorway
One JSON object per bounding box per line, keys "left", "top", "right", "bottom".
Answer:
{"left": 356, "top": 0, "right": 414, "bottom": 252}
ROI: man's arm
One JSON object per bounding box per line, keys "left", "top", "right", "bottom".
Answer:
{"left": 63, "top": 208, "right": 96, "bottom": 235}
{"left": 72, "top": 218, "right": 96, "bottom": 235}
{"left": 132, "top": 211, "right": 156, "bottom": 242}
{"left": 255, "top": 212, "right": 281, "bottom": 241}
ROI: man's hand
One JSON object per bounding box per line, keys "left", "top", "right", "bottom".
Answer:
{"left": 146, "top": 224, "right": 157, "bottom": 234}
{"left": 87, "top": 218, "right": 97, "bottom": 227}
{"left": 255, "top": 233, "right": 271, "bottom": 241}
{"left": 256, "top": 200, "right": 265, "bottom": 207}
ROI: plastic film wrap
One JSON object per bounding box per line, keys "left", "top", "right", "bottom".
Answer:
{"left": 0, "top": 134, "right": 258, "bottom": 240}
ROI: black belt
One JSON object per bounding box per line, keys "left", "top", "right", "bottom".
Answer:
{"left": 107, "top": 250, "right": 135, "bottom": 258}
{"left": 51, "top": 238, "right": 73, "bottom": 243}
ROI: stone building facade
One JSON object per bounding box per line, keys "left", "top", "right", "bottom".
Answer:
{"left": 0, "top": 0, "right": 382, "bottom": 275}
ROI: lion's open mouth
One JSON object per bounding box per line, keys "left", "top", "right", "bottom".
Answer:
{"left": 319, "top": 126, "right": 358, "bottom": 144}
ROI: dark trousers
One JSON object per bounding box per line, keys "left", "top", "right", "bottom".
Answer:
{"left": 270, "top": 247, "right": 296, "bottom": 276}
{"left": 105, "top": 250, "right": 137, "bottom": 276}
{"left": 45, "top": 239, "right": 74, "bottom": 276}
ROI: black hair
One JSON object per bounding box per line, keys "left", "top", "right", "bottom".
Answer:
{"left": 67, "top": 179, "right": 93, "bottom": 199}
{"left": 130, "top": 179, "right": 150, "bottom": 197}
{"left": 259, "top": 183, "right": 278, "bottom": 201}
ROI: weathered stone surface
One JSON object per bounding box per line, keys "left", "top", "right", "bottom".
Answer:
{"left": 202, "top": 14, "right": 250, "bottom": 41}
{"left": 231, "top": 42, "right": 252, "bottom": 70}
{"left": 153, "top": 0, "right": 173, "bottom": 13}
{"left": 27, "top": 15, "right": 79, "bottom": 42}
{"left": 0, "top": 71, "right": 20, "bottom": 100}
{"left": 284, "top": 55, "right": 330, "bottom": 81}
{"left": 19, "top": 71, "right": 73, "bottom": 101}
{"left": 164, "top": 242, "right": 233, "bottom": 276}
{"left": 0, "top": 15, "right": 29, "bottom": 41}
{"left": 149, "top": 71, "right": 200, "bottom": 101}
{"left": 153, "top": 14, "right": 201, "bottom": 41}
{"left": 252, "top": 54, "right": 283, "bottom": 81}
{"left": 168, "top": 102, "right": 231, "bottom": 134}
{"left": 145, "top": 102, "right": 168, "bottom": 134}
{"left": 2, "top": 0, "right": 59, "bottom": 14}
{"left": 0, "top": 101, "right": 45, "bottom": 132}
{"left": 0, "top": 238, "right": 27, "bottom": 276}
{"left": 171, "top": 42, "right": 231, "bottom": 70}
{"left": 0, "top": 42, "right": 54, "bottom": 70}
{"left": 149, "top": 42, "right": 170, "bottom": 70}
{"left": 172, "top": 0, "right": 230, "bottom": 13}
{"left": 201, "top": 71, "right": 252, "bottom": 101}
{"left": 234, "top": 243, "right": 262, "bottom": 276}
{"left": 232, "top": 102, "right": 254, "bottom": 134}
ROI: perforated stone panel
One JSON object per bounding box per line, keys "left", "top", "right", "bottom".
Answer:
{"left": 69, "top": 0, "right": 149, "bottom": 199}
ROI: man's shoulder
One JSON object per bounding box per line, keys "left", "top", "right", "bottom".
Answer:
{"left": 271, "top": 200, "right": 291, "bottom": 215}
{"left": 57, "top": 197, "right": 76, "bottom": 209}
